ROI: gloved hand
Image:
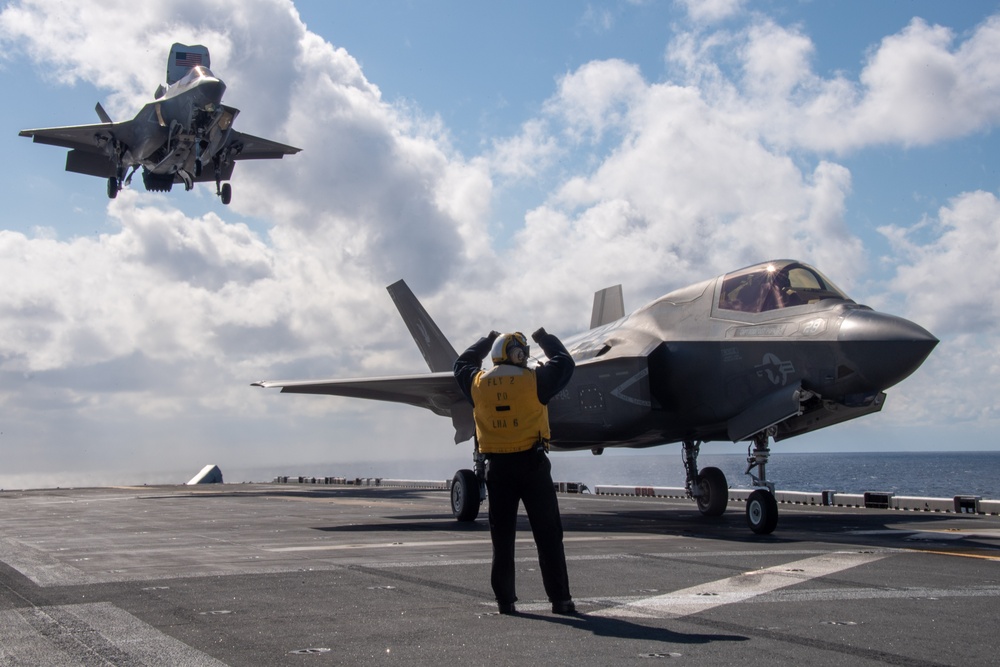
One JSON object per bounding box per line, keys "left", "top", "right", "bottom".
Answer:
{"left": 531, "top": 327, "right": 547, "bottom": 343}
{"left": 487, "top": 330, "right": 501, "bottom": 343}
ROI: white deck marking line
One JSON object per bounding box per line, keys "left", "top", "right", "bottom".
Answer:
{"left": 591, "top": 551, "right": 890, "bottom": 619}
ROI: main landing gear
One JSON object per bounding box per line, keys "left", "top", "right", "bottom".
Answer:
{"left": 106, "top": 142, "right": 128, "bottom": 199}
{"left": 683, "top": 431, "right": 780, "bottom": 535}
{"left": 212, "top": 156, "right": 232, "bottom": 205}
{"left": 107, "top": 165, "right": 139, "bottom": 199}
{"left": 451, "top": 445, "right": 486, "bottom": 522}
{"left": 683, "top": 441, "right": 728, "bottom": 517}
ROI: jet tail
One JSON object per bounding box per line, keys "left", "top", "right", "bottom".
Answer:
{"left": 386, "top": 280, "right": 459, "bottom": 373}
{"left": 386, "top": 280, "right": 473, "bottom": 443}
{"left": 167, "top": 43, "right": 211, "bottom": 85}
{"left": 94, "top": 103, "right": 112, "bottom": 124}
{"left": 591, "top": 285, "right": 625, "bottom": 328}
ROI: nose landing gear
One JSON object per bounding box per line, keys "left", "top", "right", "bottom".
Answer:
{"left": 745, "top": 431, "right": 778, "bottom": 535}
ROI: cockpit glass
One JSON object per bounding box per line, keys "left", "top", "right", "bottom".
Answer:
{"left": 717, "top": 262, "right": 850, "bottom": 313}
{"left": 181, "top": 66, "right": 211, "bottom": 81}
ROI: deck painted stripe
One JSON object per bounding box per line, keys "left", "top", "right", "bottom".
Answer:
{"left": 591, "top": 551, "right": 890, "bottom": 619}
{"left": 0, "top": 603, "right": 226, "bottom": 666}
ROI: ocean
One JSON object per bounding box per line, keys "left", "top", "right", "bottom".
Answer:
{"left": 237, "top": 450, "right": 1000, "bottom": 501}
{"left": 548, "top": 451, "right": 1000, "bottom": 499}
{"left": 9, "top": 450, "right": 995, "bottom": 499}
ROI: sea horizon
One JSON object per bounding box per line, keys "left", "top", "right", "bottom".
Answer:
{"left": 4, "top": 450, "right": 999, "bottom": 501}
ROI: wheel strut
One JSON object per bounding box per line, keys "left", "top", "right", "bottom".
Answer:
{"left": 473, "top": 439, "right": 487, "bottom": 504}
{"left": 745, "top": 430, "right": 775, "bottom": 494}
{"left": 682, "top": 440, "right": 701, "bottom": 498}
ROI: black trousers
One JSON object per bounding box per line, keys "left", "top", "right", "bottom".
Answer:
{"left": 485, "top": 447, "right": 571, "bottom": 605}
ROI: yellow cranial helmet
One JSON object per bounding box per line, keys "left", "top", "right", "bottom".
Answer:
{"left": 491, "top": 332, "right": 529, "bottom": 366}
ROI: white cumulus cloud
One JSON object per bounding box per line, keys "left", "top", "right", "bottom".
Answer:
{"left": 1, "top": 0, "right": 999, "bottom": 485}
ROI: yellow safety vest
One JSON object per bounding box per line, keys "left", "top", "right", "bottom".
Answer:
{"left": 471, "top": 365, "right": 550, "bottom": 454}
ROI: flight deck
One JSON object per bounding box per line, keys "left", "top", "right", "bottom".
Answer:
{"left": 1, "top": 482, "right": 997, "bottom": 665}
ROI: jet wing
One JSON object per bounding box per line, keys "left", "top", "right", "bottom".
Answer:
{"left": 253, "top": 371, "right": 475, "bottom": 443}
{"left": 228, "top": 130, "right": 301, "bottom": 160}
{"left": 19, "top": 123, "right": 116, "bottom": 153}
{"left": 20, "top": 117, "right": 151, "bottom": 178}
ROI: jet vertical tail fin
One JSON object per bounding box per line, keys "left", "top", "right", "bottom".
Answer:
{"left": 166, "top": 43, "right": 211, "bottom": 84}
{"left": 591, "top": 285, "right": 625, "bottom": 328}
{"left": 94, "top": 103, "right": 112, "bottom": 124}
{"left": 386, "top": 280, "right": 459, "bottom": 373}
{"left": 386, "top": 280, "right": 474, "bottom": 443}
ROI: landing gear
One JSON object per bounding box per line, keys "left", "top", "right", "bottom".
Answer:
{"left": 695, "top": 466, "right": 728, "bottom": 516}
{"left": 451, "top": 445, "right": 486, "bottom": 522}
{"left": 105, "top": 142, "right": 127, "bottom": 199}
{"left": 451, "top": 469, "right": 480, "bottom": 521}
{"left": 746, "top": 489, "right": 778, "bottom": 535}
{"left": 107, "top": 161, "right": 126, "bottom": 199}
{"left": 744, "top": 430, "right": 778, "bottom": 535}
{"left": 212, "top": 156, "right": 232, "bottom": 205}
{"left": 683, "top": 441, "right": 728, "bottom": 517}
{"left": 684, "top": 434, "right": 779, "bottom": 534}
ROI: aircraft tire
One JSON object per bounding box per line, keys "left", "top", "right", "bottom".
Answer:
{"left": 451, "top": 469, "right": 480, "bottom": 522}
{"left": 107, "top": 177, "right": 118, "bottom": 199}
{"left": 746, "top": 489, "right": 778, "bottom": 535}
{"left": 220, "top": 183, "right": 232, "bottom": 205}
{"left": 695, "top": 466, "right": 728, "bottom": 517}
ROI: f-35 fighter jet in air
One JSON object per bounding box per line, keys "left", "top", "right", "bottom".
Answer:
{"left": 19, "top": 43, "right": 300, "bottom": 205}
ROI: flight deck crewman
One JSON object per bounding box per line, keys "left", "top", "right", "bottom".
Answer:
{"left": 454, "top": 328, "right": 577, "bottom": 616}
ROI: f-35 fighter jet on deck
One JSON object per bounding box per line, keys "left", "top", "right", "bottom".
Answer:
{"left": 254, "top": 260, "right": 937, "bottom": 535}
{"left": 19, "top": 43, "right": 300, "bottom": 205}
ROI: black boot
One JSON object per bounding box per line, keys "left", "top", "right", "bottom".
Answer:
{"left": 552, "top": 599, "right": 576, "bottom": 615}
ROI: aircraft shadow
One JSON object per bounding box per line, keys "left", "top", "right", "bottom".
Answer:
{"left": 512, "top": 611, "right": 748, "bottom": 646}
{"left": 314, "top": 518, "right": 489, "bottom": 533}
{"left": 311, "top": 505, "right": 1000, "bottom": 553}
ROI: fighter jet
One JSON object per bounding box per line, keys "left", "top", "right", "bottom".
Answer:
{"left": 253, "top": 260, "right": 937, "bottom": 535}
{"left": 18, "top": 43, "right": 300, "bottom": 205}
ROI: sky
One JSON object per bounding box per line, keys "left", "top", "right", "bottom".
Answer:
{"left": 1, "top": 0, "right": 999, "bottom": 489}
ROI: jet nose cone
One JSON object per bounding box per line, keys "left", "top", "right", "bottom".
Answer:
{"left": 190, "top": 72, "right": 225, "bottom": 108}
{"left": 201, "top": 78, "right": 226, "bottom": 105}
{"left": 838, "top": 310, "right": 938, "bottom": 391}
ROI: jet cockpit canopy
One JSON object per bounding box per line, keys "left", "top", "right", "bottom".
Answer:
{"left": 717, "top": 260, "right": 851, "bottom": 314}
